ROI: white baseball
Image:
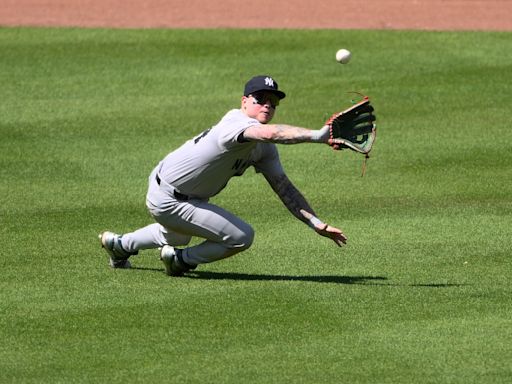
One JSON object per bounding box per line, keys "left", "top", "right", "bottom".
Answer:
{"left": 336, "top": 49, "right": 351, "bottom": 64}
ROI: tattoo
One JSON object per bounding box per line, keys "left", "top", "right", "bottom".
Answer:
{"left": 271, "top": 125, "right": 313, "bottom": 144}
{"left": 265, "top": 173, "right": 315, "bottom": 222}
{"left": 244, "top": 124, "right": 323, "bottom": 144}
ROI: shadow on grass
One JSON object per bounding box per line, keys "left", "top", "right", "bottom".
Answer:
{"left": 132, "top": 267, "right": 386, "bottom": 284}
{"left": 132, "top": 268, "right": 466, "bottom": 287}
{"left": 187, "top": 271, "right": 388, "bottom": 285}
{"left": 410, "top": 283, "right": 466, "bottom": 288}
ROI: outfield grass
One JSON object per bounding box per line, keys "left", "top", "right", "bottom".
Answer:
{"left": 0, "top": 27, "right": 511, "bottom": 383}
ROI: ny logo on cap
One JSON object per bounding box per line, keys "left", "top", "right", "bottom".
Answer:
{"left": 264, "top": 77, "right": 275, "bottom": 88}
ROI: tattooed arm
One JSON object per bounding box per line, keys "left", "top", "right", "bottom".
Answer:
{"left": 242, "top": 124, "right": 330, "bottom": 144}
{"left": 264, "top": 172, "right": 347, "bottom": 246}
{"left": 264, "top": 172, "right": 317, "bottom": 222}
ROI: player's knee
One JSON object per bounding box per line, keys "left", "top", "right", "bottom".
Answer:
{"left": 240, "top": 226, "right": 255, "bottom": 250}
{"left": 228, "top": 224, "right": 254, "bottom": 251}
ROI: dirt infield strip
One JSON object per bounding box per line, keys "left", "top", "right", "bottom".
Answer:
{"left": 1, "top": 0, "right": 511, "bottom": 31}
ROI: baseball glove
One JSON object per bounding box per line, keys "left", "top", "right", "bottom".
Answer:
{"left": 326, "top": 96, "right": 376, "bottom": 155}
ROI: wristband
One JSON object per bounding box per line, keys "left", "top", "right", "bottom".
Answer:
{"left": 308, "top": 216, "right": 325, "bottom": 229}
{"left": 311, "top": 126, "right": 330, "bottom": 143}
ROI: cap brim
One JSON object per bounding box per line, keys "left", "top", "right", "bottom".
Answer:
{"left": 244, "top": 87, "right": 286, "bottom": 99}
{"left": 271, "top": 90, "right": 286, "bottom": 100}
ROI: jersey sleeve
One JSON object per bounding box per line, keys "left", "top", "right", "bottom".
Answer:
{"left": 252, "top": 143, "right": 284, "bottom": 177}
{"left": 216, "top": 110, "right": 259, "bottom": 149}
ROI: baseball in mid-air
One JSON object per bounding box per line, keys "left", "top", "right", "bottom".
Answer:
{"left": 336, "top": 49, "right": 351, "bottom": 64}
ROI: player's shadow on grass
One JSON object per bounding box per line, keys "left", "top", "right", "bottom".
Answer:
{"left": 187, "top": 272, "right": 466, "bottom": 287}
{"left": 187, "top": 271, "right": 388, "bottom": 285}
{"left": 132, "top": 267, "right": 465, "bottom": 287}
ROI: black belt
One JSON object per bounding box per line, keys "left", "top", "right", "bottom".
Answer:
{"left": 155, "top": 175, "right": 190, "bottom": 201}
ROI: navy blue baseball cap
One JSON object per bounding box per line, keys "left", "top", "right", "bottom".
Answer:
{"left": 244, "top": 75, "right": 286, "bottom": 100}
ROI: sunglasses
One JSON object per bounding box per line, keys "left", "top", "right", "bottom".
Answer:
{"left": 250, "top": 92, "right": 280, "bottom": 109}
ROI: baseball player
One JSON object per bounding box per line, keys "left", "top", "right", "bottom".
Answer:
{"left": 99, "top": 75, "right": 347, "bottom": 276}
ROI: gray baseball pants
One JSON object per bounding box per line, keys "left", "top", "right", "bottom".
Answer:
{"left": 120, "top": 168, "right": 254, "bottom": 265}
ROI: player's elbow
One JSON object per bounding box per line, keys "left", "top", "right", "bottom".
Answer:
{"left": 258, "top": 128, "right": 278, "bottom": 142}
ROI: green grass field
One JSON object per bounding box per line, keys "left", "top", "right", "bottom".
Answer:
{"left": 1, "top": 27, "right": 511, "bottom": 383}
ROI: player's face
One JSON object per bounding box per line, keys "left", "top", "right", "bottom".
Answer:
{"left": 242, "top": 91, "right": 279, "bottom": 124}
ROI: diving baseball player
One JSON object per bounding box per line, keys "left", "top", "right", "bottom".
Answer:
{"left": 99, "top": 75, "right": 348, "bottom": 276}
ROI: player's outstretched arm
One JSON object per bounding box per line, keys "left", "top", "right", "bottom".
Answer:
{"left": 264, "top": 172, "right": 347, "bottom": 247}
{"left": 243, "top": 124, "right": 330, "bottom": 144}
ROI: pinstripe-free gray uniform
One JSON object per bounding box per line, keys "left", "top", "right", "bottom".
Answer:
{"left": 120, "top": 109, "right": 284, "bottom": 265}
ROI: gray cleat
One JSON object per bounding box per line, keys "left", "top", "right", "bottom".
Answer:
{"left": 160, "top": 245, "right": 196, "bottom": 277}
{"left": 99, "top": 231, "right": 136, "bottom": 269}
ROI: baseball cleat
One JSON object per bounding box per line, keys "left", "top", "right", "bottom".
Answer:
{"left": 160, "top": 245, "right": 196, "bottom": 277}
{"left": 99, "top": 231, "right": 135, "bottom": 269}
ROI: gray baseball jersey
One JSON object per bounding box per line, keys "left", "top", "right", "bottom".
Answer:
{"left": 155, "top": 109, "right": 284, "bottom": 199}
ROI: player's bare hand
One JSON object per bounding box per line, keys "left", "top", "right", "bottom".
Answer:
{"left": 314, "top": 223, "right": 347, "bottom": 247}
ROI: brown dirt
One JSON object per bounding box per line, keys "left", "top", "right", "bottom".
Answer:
{"left": 1, "top": 0, "right": 511, "bottom": 31}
